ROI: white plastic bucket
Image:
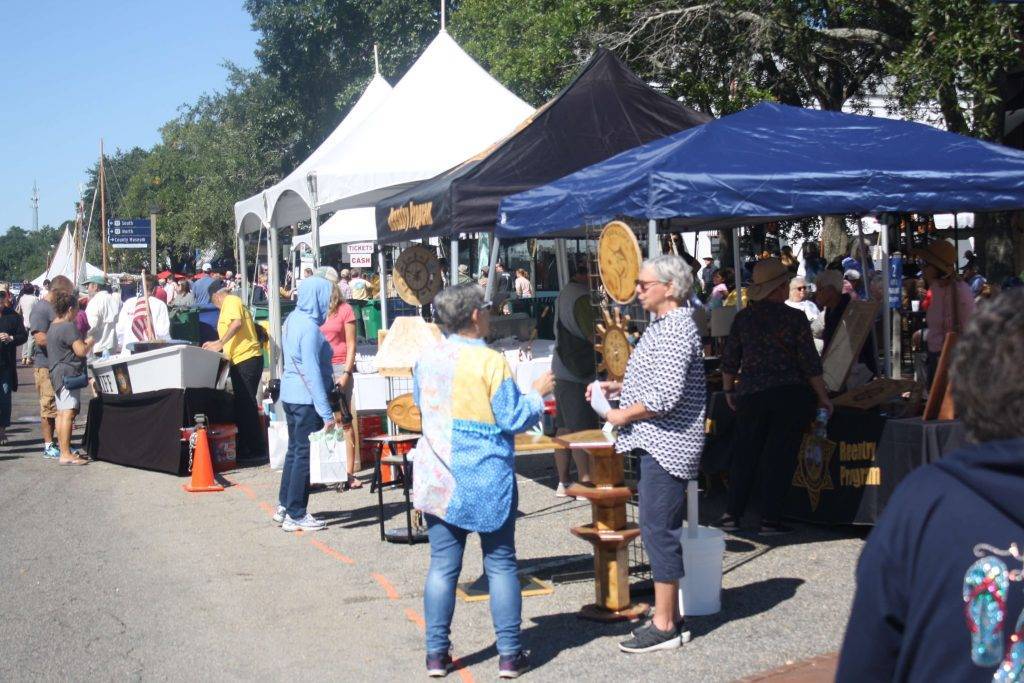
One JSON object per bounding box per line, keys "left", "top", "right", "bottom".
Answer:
{"left": 678, "top": 524, "right": 725, "bottom": 616}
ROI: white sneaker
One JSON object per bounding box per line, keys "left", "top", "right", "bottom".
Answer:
{"left": 555, "top": 482, "right": 576, "bottom": 500}
{"left": 282, "top": 513, "right": 326, "bottom": 532}
{"left": 273, "top": 505, "right": 286, "bottom": 524}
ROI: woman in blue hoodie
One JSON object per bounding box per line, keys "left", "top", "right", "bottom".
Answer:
{"left": 276, "top": 277, "right": 337, "bottom": 532}
{"left": 838, "top": 289, "right": 1024, "bottom": 682}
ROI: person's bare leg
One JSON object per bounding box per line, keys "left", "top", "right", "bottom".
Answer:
{"left": 554, "top": 448, "right": 572, "bottom": 485}
{"left": 571, "top": 448, "right": 591, "bottom": 484}
{"left": 40, "top": 416, "right": 54, "bottom": 445}
{"left": 343, "top": 425, "right": 361, "bottom": 487}
{"left": 57, "top": 411, "right": 75, "bottom": 461}
{"left": 651, "top": 580, "right": 680, "bottom": 631}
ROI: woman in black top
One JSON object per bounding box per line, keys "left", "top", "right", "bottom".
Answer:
{"left": 0, "top": 291, "right": 28, "bottom": 445}
{"left": 719, "top": 258, "right": 831, "bottom": 535}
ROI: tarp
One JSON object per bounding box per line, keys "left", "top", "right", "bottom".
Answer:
{"left": 374, "top": 48, "right": 710, "bottom": 243}
{"left": 290, "top": 208, "right": 377, "bottom": 249}
{"left": 32, "top": 227, "right": 103, "bottom": 286}
{"left": 496, "top": 103, "right": 1024, "bottom": 238}
{"left": 234, "top": 73, "right": 393, "bottom": 234}
{"left": 304, "top": 30, "right": 534, "bottom": 216}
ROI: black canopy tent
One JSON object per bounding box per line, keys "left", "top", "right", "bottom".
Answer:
{"left": 374, "top": 48, "right": 711, "bottom": 245}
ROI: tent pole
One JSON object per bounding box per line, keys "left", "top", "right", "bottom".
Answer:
{"left": 856, "top": 218, "right": 881, "bottom": 377}
{"left": 732, "top": 228, "right": 743, "bottom": 310}
{"left": 378, "top": 247, "right": 389, "bottom": 334}
{"left": 238, "top": 231, "right": 249, "bottom": 305}
{"left": 307, "top": 173, "right": 321, "bottom": 268}
{"left": 555, "top": 238, "right": 569, "bottom": 288}
{"left": 952, "top": 213, "right": 960, "bottom": 272}
{"left": 878, "top": 219, "right": 893, "bottom": 378}
{"left": 450, "top": 237, "right": 459, "bottom": 284}
{"left": 647, "top": 219, "right": 658, "bottom": 259}
{"left": 267, "top": 223, "right": 282, "bottom": 380}
{"left": 484, "top": 237, "right": 501, "bottom": 302}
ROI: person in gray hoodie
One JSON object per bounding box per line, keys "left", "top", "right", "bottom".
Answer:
{"left": 275, "top": 277, "right": 337, "bottom": 532}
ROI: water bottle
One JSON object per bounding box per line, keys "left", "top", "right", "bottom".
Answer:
{"left": 814, "top": 407, "right": 829, "bottom": 438}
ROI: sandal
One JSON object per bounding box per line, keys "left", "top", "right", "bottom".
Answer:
{"left": 59, "top": 458, "right": 90, "bottom": 466}
{"left": 344, "top": 476, "right": 364, "bottom": 491}
{"left": 963, "top": 556, "right": 1009, "bottom": 667}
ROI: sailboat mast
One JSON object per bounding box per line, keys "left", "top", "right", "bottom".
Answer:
{"left": 99, "top": 139, "right": 108, "bottom": 275}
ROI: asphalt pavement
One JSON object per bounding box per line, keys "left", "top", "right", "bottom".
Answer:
{"left": 0, "top": 365, "right": 865, "bottom": 681}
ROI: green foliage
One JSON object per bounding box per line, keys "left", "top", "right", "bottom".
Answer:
{"left": 887, "top": 0, "right": 1022, "bottom": 140}
{"left": 0, "top": 224, "right": 65, "bottom": 282}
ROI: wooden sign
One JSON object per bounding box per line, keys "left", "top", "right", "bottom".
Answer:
{"left": 822, "top": 299, "right": 880, "bottom": 393}
{"left": 597, "top": 221, "right": 642, "bottom": 304}
{"left": 387, "top": 393, "right": 422, "bottom": 432}
{"left": 832, "top": 378, "right": 918, "bottom": 410}
{"left": 595, "top": 306, "right": 633, "bottom": 380}
{"left": 923, "top": 332, "right": 958, "bottom": 421}
{"left": 393, "top": 244, "right": 443, "bottom": 306}
{"left": 375, "top": 317, "right": 443, "bottom": 377}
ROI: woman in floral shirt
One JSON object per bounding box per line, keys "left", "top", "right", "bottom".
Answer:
{"left": 412, "top": 284, "right": 553, "bottom": 678}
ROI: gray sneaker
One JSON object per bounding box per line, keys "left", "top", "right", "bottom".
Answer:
{"left": 282, "top": 513, "right": 326, "bottom": 532}
{"left": 273, "top": 506, "right": 286, "bottom": 524}
{"left": 618, "top": 621, "right": 683, "bottom": 653}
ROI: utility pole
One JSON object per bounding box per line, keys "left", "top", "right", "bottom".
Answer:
{"left": 31, "top": 181, "right": 39, "bottom": 231}
{"left": 99, "top": 139, "right": 108, "bottom": 275}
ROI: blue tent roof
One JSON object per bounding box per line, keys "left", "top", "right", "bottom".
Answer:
{"left": 496, "top": 103, "right": 1024, "bottom": 237}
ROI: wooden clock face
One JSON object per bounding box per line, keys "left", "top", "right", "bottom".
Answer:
{"left": 394, "top": 244, "right": 442, "bottom": 306}
{"left": 597, "top": 221, "right": 642, "bottom": 305}
{"left": 595, "top": 306, "right": 633, "bottom": 381}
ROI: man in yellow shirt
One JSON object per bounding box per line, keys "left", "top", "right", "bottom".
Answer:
{"left": 203, "top": 281, "right": 266, "bottom": 462}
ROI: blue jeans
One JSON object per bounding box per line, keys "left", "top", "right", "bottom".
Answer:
{"left": 278, "top": 403, "right": 323, "bottom": 519}
{"left": 424, "top": 504, "right": 521, "bottom": 656}
{"left": 0, "top": 367, "right": 11, "bottom": 428}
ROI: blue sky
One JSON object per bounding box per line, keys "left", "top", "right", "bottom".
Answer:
{"left": 1, "top": 0, "right": 259, "bottom": 233}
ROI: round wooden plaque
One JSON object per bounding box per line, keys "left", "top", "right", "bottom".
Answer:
{"left": 597, "top": 221, "right": 641, "bottom": 304}
{"left": 393, "top": 245, "right": 442, "bottom": 306}
{"left": 387, "top": 393, "right": 422, "bottom": 432}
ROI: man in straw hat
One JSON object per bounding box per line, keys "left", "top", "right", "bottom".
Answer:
{"left": 718, "top": 258, "right": 832, "bottom": 535}
{"left": 911, "top": 239, "right": 974, "bottom": 388}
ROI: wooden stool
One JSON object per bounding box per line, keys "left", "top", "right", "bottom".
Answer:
{"left": 364, "top": 433, "right": 425, "bottom": 544}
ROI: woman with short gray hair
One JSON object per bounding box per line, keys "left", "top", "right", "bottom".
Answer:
{"left": 412, "top": 283, "right": 554, "bottom": 677}
{"left": 588, "top": 254, "right": 706, "bottom": 653}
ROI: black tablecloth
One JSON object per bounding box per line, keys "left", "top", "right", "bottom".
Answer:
{"left": 84, "top": 388, "right": 234, "bottom": 475}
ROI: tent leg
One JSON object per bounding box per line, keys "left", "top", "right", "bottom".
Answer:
{"left": 555, "top": 239, "right": 569, "bottom": 288}
{"left": 450, "top": 238, "right": 459, "bottom": 284}
{"left": 732, "top": 229, "right": 744, "bottom": 310}
{"left": 647, "top": 220, "right": 658, "bottom": 259}
{"left": 267, "top": 223, "right": 282, "bottom": 379}
{"left": 857, "top": 218, "right": 881, "bottom": 377}
{"left": 485, "top": 237, "right": 501, "bottom": 302}
{"left": 378, "top": 248, "right": 389, "bottom": 333}
{"left": 880, "top": 220, "right": 893, "bottom": 378}
{"left": 238, "top": 232, "right": 249, "bottom": 305}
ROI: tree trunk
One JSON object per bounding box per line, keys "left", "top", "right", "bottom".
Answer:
{"left": 974, "top": 211, "right": 1024, "bottom": 283}
{"left": 821, "top": 215, "right": 848, "bottom": 264}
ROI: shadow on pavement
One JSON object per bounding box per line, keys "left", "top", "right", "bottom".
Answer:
{"left": 685, "top": 577, "right": 806, "bottom": 639}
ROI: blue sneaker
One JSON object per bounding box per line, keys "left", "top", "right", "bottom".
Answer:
{"left": 43, "top": 443, "right": 60, "bottom": 459}
{"left": 498, "top": 651, "right": 530, "bottom": 678}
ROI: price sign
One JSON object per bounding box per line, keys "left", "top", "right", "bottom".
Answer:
{"left": 347, "top": 242, "right": 374, "bottom": 254}
{"left": 350, "top": 253, "right": 372, "bottom": 268}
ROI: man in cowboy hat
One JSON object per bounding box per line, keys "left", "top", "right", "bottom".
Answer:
{"left": 719, "top": 258, "right": 831, "bottom": 535}
{"left": 912, "top": 240, "right": 974, "bottom": 388}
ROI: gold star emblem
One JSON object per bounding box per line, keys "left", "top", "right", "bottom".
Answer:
{"left": 792, "top": 436, "right": 835, "bottom": 511}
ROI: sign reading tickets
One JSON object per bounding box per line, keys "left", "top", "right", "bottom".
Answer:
{"left": 107, "top": 219, "right": 150, "bottom": 249}
{"left": 347, "top": 243, "right": 374, "bottom": 255}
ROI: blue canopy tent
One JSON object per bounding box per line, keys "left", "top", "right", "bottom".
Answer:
{"left": 496, "top": 102, "right": 1024, "bottom": 237}
{"left": 494, "top": 102, "right": 1024, "bottom": 377}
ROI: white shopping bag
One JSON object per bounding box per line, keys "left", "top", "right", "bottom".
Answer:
{"left": 268, "top": 422, "right": 289, "bottom": 471}
{"left": 308, "top": 428, "right": 348, "bottom": 484}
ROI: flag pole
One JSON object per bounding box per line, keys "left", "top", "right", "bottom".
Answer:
{"left": 140, "top": 271, "right": 156, "bottom": 341}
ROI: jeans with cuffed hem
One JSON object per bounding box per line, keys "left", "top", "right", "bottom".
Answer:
{"left": 278, "top": 402, "right": 323, "bottom": 519}
{"left": 0, "top": 366, "right": 12, "bottom": 428}
{"left": 424, "top": 504, "right": 521, "bottom": 656}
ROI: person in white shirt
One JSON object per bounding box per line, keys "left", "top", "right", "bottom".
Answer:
{"left": 16, "top": 284, "right": 39, "bottom": 365}
{"left": 163, "top": 278, "right": 177, "bottom": 302}
{"left": 116, "top": 274, "right": 171, "bottom": 350}
{"left": 82, "top": 276, "right": 121, "bottom": 357}
{"left": 786, "top": 276, "right": 825, "bottom": 353}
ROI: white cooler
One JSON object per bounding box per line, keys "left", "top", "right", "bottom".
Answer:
{"left": 90, "top": 345, "right": 229, "bottom": 396}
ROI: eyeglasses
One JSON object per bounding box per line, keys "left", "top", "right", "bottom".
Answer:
{"left": 793, "top": 286, "right": 806, "bottom": 291}
{"left": 635, "top": 279, "right": 667, "bottom": 292}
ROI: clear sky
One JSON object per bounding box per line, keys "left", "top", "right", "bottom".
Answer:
{"left": 0, "top": 0, "right": 259, "bottom": 233}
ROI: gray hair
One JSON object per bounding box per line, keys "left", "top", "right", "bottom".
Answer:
{"left": 433, "top": 284, "right": 485, "bottom": 334}
{"left": 315, "top": 266, "right": 339, "bottom": 283}
{"left": 643, "top": 255, "right": 693, "bottom": 302}
{"left": 789, "top": 276, "right": 806, "bottom": 290}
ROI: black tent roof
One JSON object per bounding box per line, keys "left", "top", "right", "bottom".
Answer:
{"left": 375, "top": 48, "right": 711, "bottom": 242}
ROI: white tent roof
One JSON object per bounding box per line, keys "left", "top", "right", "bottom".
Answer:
{"left": 31, "top": 228, "right": 103, "bottom": 286}
{"left": 234, "top": 73, "right": 394, "bottom": 234}
{"left": 309, "top": 31, "right": 533, "bottom": 215}
{"left": 291, "top": 208, "right": 378, "bottom": 249}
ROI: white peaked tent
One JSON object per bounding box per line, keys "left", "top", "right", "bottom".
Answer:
{"left": 233, "top": 72, "right": 394, "bottom": 235}
{"left": 304, "top": 30, "right": 534, "bottom": 215}
{"left": 291, "top": 207, "right": 377, "bottom": 250}
{"left": 31, "top": 227, "right": 103, "bottom": 287}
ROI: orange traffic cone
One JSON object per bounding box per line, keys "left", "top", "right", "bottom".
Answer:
{"left": 183, "top": 420, "right": 224, "bottom": 493}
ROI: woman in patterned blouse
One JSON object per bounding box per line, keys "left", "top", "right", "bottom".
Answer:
{"left": 589, "top": 254, "right": 706, "bottom": 654}
{"left": 719, "top": 258, "right": 832, "bottom": 536}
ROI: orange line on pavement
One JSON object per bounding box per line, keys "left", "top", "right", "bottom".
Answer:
{"left": 371, "top": 572, "right": 399, "bottom": 600}
{"left": 404, "top": 608, "right": 425, "bottom": 631}
{"left": 309, "top": 537, "right": 356, "bottom": 565}
{"left": 452, "top": 658, "right": 474, "bottom": 683}
{"left": 258, "top": 501, "right": 276, "bottom": 516}
{"left": 235, "top": 483, "right": 257, "bottom": 500}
